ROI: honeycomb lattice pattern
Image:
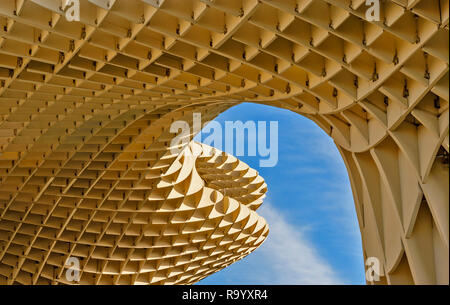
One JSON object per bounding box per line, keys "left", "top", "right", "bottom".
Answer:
{"left": 0, "top": 0, "right": 448, "bottom": 284}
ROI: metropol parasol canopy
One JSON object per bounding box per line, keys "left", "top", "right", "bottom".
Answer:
{"left": 0, "top": 0, "right": 448, "bottom": 285}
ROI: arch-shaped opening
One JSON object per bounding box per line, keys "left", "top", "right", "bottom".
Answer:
{"left": 196, "top": 102, "right": 365, "bottom": 284}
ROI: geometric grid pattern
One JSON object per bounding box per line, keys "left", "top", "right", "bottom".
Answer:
{"left": 0, "top": 0, "right": 448, "bottom": 284}
{"left": 0, "top": 139, "right": 269, "bottom": 284}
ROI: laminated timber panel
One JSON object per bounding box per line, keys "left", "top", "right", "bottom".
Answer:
{"left": 0, "top": 0, "right": 448, "bottom": 284}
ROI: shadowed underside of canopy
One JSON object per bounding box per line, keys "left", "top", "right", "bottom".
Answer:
{"left": 0, "top": 0, "right": 448, "bottom": 284}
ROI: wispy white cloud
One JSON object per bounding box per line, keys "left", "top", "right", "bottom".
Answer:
{"left": 253, "top": 203, "right": 344, "bottom": 285}
{"left": 199, "top": 202, "right": 346, "bottom": 285}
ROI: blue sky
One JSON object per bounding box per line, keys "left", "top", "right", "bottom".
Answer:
{"left": 194, "top": 102, "right": 365, "bottom": 285}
